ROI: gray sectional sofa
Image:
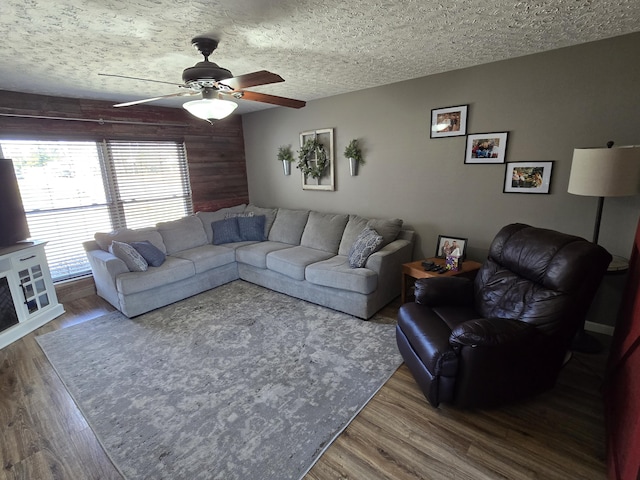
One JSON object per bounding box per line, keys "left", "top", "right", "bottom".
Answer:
{"left": 83, "top": 204, "right": 415, "bottom": 319}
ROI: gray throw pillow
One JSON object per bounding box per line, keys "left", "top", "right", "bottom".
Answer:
{"left": 225, "top": 211, "right": 255, "bottom": 218}
{"left": 109, "top": 241, "right": 149, "bottom": 272}
{"left": 348, "top": 228, "right": 383, "bottom": 268}
{"left": 129, "top": 240, "right": 166, "bottom": 267}
{"left": 238, "top": 215, "right": 266, "bottom": 241}
{"left": 212, "top": 217, "right": 243, "bottom": 244}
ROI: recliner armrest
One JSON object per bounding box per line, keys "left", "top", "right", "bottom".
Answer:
{"left": 449, "top": 317, "right": 536, "bottom": 348}
{"left": 414, "top": 276, "right": 474, "bottom": 307}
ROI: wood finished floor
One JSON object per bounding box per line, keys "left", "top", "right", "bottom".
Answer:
{"left": 0, "top": 294, "right": 608, "bottom": 480}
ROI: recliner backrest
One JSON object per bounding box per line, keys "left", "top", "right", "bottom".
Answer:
{"left": 474, "top": 223, "right": 612, "bottom": 336}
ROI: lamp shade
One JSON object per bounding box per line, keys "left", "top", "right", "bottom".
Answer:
{"left": 183, "top": 98, "right": 238, "bottom": 122}
{"left": 568, "top": 147, "right": 640, "bottom": 197}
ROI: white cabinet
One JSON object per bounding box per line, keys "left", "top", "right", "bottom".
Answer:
{"left": 0, "top": 241, "right": 64, "bottom": 349}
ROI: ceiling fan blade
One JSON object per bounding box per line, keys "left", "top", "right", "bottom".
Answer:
{"left": 227, "top": 90, "right": 306, "bottom": 109}
{"left": 220, "top": 71, "right": 284, "bottom": 90}
{"left": 113, "top": 91, "right": 198, "bottom": 107}
{"left": 99, "top": 73, "right": 186, "bottom": 88}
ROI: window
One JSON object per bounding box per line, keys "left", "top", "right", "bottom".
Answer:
{"left": 0, "top": 140, "right": 192, "bottom": 281}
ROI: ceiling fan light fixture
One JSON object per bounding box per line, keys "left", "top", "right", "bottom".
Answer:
{"left": 183, "top": 97, "right": 238, "bottom": 123}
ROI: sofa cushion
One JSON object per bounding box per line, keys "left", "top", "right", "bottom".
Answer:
{"left": 268, "top": 208, "right": 310, "bottom": 245}
{"left": 245, "top": 204, "right": 278, "bottom": 237}
{"left": 348, "top": 227, "right": 384, "bottom": 268}
{"left": 238, "top": 215, "right": 266, "bottom": 242}
{"left": 196, "top": 204, "right": 247, "bottom": 243}
{"left": 116, "top": 256, "right": 195, "bottom": 295}
{"left": 212, "top": 217, "right": 242, "bottom": 244}
{"left": 266, "top": 246, "right": 334, "bottom": 281}
{"left": 300, "top": 211, "right": 349, "bottom": 254}
{"left": 109, "top": 241, "right": 148, "bottom": 272}
{"left": 236, "top": 241, "right": 293, "bottom": 269}
{"left": 338, "top": 215, "right": 370, "bottom": 256}
{"left": 129, "top": 240, "right": 166, "bottom": 267}
{"left": 306, "top": 255, "right": 378, "bottom": 295}
{"left": 171, "top": 245, "right": 236, "bottom": 274}
{"left": 95, "top": 228, "right": 167, "bottom": 254}
{"left": 157, "top": 215, "right": 208, "bottom": 255}
{"left": 366, "top": 218, "right": 403, "bottom": 247}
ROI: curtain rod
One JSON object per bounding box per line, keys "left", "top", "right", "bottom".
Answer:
{"left": 0, "top": 113, "right": 189, "bottom": 127}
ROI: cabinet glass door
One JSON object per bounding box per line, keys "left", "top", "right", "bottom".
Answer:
{"left": 19, "top": 264, "right": 49, "bottom": 315}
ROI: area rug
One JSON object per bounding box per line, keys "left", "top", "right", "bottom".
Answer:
{"left": 36, "top": 280, "right": 402, "bottom": 480}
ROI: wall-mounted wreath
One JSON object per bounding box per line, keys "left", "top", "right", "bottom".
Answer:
{"left": 296, "top": 138, "right": 328, "bottom": 179}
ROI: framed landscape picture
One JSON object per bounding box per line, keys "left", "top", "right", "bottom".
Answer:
{"left": 504, "top": 161, "right": 553, "bottom": 194}
{"left": 430, "top": 105, "right": 468, "bottom": 138}
{"left": 465, "top": 132, "right": 508, "bottom": 164}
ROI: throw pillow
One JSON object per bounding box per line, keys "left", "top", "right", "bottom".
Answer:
{"left": 237, "top": 215, "right": 266, "bottom": 242}
{"left": 212, "top": 217, "right": 242, "bottom": 245}
{"left": 348, "top": 227, "right": 384, "bottom": 268}
{"left": 225, "top": 211, "right": 255, "bottom": 218}
{"left": 129, "top": 240, "right": 166, "bottom": 267}
{"left": 109, "top": 241, "right": 149, "bottom": 272}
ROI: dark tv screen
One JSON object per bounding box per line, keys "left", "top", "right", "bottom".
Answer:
{"left": 0, "top": 159, "right": 31, "bottom": 247}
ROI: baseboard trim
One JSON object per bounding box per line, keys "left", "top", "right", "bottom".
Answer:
{"left": 585, "top": 321, "right": 615, "bottom": 336}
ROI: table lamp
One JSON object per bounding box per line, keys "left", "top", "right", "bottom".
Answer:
{"left": 568, "top": 142, "right": 640, "bottom": 352}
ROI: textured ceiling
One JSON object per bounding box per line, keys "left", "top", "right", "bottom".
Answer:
{"left": 2, "top": 0, "right": 640, "bottom": 114}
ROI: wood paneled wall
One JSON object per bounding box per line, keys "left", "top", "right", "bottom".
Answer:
{"left": 0, "top": 90, "right": 249, "bottom": 212}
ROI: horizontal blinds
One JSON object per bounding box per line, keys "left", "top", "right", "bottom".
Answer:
{"left": 1, "top": 139, "right": 193, "bottom": 282}
{"left": 105, "top": 140, "right": 193, "bottom": 229}
{"left": 1, "top": 140, "right": 111, "bottom": 281}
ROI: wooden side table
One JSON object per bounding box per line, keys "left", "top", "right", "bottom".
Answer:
{"left": 401, "top": 257, "right": 482, "bottom": 304}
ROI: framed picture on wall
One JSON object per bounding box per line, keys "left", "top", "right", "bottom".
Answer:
{"left": 465, "top": 132, "right": 508, "bottom": 164}
{"left": 430, "top": 105, "right": 468, "bottom": 138}
{"left": 299, "top": 128, "right": 335, "bottom": 191}
{"left": 435, "top": 235, "right": 468, "bottom": 260}
{"left": 504, "top": 161, "right": 553, "bottom": 194}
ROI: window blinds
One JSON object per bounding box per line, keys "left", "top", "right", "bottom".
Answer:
{"left": 0, "top": 139, "right": 192, "bottom": 281}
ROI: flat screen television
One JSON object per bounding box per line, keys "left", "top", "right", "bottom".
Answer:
{"left": 0, "top": 159, "right": 31, "bottom": 248}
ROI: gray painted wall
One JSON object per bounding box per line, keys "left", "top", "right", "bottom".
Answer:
{"left": 242, "top": 32, "right": 640, "bottom": 328}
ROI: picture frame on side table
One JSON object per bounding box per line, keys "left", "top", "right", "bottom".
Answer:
{"left": 430, "top": 105, "right": 468, "bottom": 138}
{"left": 504, "top": 161, "right": 553, "bottom": 194}
{"left": 465, "top": 132, "right": 509, "bottom": 164}
{"left": 435, "top": 235, "right": 468, "bottom": 260}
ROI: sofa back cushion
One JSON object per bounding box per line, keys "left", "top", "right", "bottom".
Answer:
{"left": 268, "top": 208, "right": 310, "bottom": 245}
{"left": 95, "top": 227, "right": 167, "bottom": 254}
{"left": 157, "top": 215, "right": 208, "bottom": 255}
{"left": 366, "top": 218, "right": 403, "bottom": 247}
{"left": 196, "top": 204, "right": 247, "bottom": 243}
{"left": 300, "top": 211, "right": 349, "bottom": 254}
{"left": 338, "top": 215, "right": 369, "bottom": 256}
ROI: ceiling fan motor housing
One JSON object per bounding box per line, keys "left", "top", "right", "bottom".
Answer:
{"left": 182, "top": 61, "right": 233, "bottom": 87}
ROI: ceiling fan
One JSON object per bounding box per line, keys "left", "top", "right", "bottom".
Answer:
{"left": 99, "top": 36, "right": 306, "bottom": 123}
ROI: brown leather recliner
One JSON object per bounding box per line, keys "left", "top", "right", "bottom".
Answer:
{"left": 396, "top": 223, "right": 612, "bottom": 409}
